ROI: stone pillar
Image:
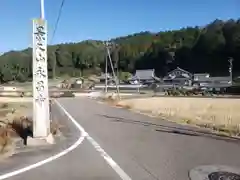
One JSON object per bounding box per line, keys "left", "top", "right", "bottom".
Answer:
{"left": 32, "top": 18, "right": 50, "bottom": 138}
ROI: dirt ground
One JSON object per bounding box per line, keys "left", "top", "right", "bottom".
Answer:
{"left": 116, "top": 97, "right": 240, "bottom": 136}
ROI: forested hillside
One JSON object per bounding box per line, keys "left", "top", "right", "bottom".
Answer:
{"left": 0, "top": 19, "right": 239, "bottom": 82}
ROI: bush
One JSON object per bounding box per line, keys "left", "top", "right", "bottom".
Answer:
{"left": 1, "top": 69, "right": 13, "bottom": 82}
{"left": 119, "top": 71, "right": 132, "bottom": 81}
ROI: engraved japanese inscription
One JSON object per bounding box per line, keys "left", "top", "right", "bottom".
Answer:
{"left": 32, "top": 18, "right": 50, "bottom": 137}
{"left": 33, "top": 20, "right": 48, "bottom": 104}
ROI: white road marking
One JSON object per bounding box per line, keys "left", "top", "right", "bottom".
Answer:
{"left": 55, "top": 100, "right": 132, "bottom": 180}
{"left": 0, "top": 100, "right": 86, "bottom": 180}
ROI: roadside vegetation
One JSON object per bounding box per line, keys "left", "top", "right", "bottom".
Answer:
{"left": 0, "top": 101, "right": 60, "bottom": 159}
{"left": 0, "top": 102, "right": 31, "bottom": 157}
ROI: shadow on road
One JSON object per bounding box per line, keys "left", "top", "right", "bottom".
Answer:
{"left": 97, "top": 114, "right": 240, "bottom": 144}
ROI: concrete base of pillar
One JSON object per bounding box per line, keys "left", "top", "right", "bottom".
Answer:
{"left": 27, "top": 133, "right": 55, "bottom": 146}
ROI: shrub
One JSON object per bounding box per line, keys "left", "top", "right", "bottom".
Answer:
{"left": 119, "top": 71, "right": 132, "bottom": 81}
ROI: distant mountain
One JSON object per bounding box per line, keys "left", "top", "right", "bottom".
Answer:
{"left": 0, "top": 19, "right": 239, "bottom": 82}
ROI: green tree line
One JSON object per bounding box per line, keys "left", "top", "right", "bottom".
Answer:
{"left": 0, "top": 19, "right": 239, "bottom": 82}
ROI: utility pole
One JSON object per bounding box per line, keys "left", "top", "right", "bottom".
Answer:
{"left": 105, "top": 45, "right": 108, "bottom": 93}
{"left": 113, "top": 44, "right": 119, "bottom": 80}
{"left": 32, "top": 0, "right": 50, "bottom": 138}
{"left": 104, "top": 42, "right": 120, "bottom": 99}
{"left": 40, "top": 0, "right": 45, "bottom": 19}
{"left": 229, "top": 57, "right": 233, "bottom": 85}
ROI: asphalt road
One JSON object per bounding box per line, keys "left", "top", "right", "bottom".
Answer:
{"left": 2, "top": 97, "right": 240, "bottom": 180}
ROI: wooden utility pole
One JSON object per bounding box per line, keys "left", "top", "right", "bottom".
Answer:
{"left": 229, "top": 57, "right": 233, "bottom": 85}
{"left": 105, "top": 46, "right": 108, "bottom": 93}
{"left": 104, "top": 42, "right": 120, "bottom": 99}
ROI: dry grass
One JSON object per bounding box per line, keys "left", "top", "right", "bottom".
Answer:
{"left": 115, "top": 103, "right": 132, "bottom": 109}
{"left": 98, "top": 92, "right": 120, "bottom": 105}
{"left": 50, "top": 120, "right": 62, "bottom": 135}
{"left": 0, "top": 127, "right": 15, "bottom": 156}
{"left": 116, "top": 97, "right": 240, "bottom": 137}
{"left": 0, "top": 101, "right": 61, "bottom": 156}
{"left": 0, "top": 102, "right": 33, "bottom": 149}
{"left": 0, "top": 102, "right": 30, "bottom": 157}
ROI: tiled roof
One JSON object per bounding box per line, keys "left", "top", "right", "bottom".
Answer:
{"left": 130, "top": 69, "right": 155, "bottom": 80}
{"left": 167, "top": 67, "right": 192, "bottom": 76}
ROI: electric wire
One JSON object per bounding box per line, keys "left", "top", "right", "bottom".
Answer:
{"left": 50, "top": 0, "right": 66, "bottom": 44}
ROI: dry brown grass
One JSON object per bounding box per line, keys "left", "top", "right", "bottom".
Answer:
{"left": 50, "top": 121, "right": 62, "bottom": 135}
{"left": 0, "top": 101, "right": 61, "bottom": 153}
{"left": 104, "top": 97, "right": 118, "bottom": 105}
{"left": 116, "top": 97, "right": 240, "bottom": 137}
{"left": 0, "top": 127, "right": 13, "bottom": 148}
{"left": 115, "top": 103, "right": 132, "bottom": 109}
{"left": 0, "top": 102, "right": 32, "bottom": 156}
{"left": 99, "top": 92, "right": 120, "bottom": 105}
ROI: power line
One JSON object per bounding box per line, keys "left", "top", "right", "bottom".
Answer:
{"left": 50, "top": 0, "right": 66, "bottom": 44}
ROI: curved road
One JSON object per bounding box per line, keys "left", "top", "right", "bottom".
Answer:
{"left": 1, "top": 97, "right": 240, "bottom": 180}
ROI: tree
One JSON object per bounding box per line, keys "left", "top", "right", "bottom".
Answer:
{"left": 0, "top": 18, "right": 239, "bottom": 82}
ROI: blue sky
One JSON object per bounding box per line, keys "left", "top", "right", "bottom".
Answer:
{"left": 0, "top": 0, "right": 239, "bottom": 53}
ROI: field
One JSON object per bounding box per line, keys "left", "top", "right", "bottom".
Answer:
{"left": 116, "top": 97, "right": 240, "bottom": 136}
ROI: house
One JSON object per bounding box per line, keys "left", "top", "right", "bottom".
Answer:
{"left": 193, "top": 73, "right": 210, "bottom": 81}
{"left": 194, "top": 76, "right": 231, "bottom": 88}
{"left": 128, "top": 69, "right": 156, "bottom": 84}
{"left": 194, "top": 76, "right": 230, "bottom": 84}
{"left": 163, "top": 67, "right": 193, "bottom": 85}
